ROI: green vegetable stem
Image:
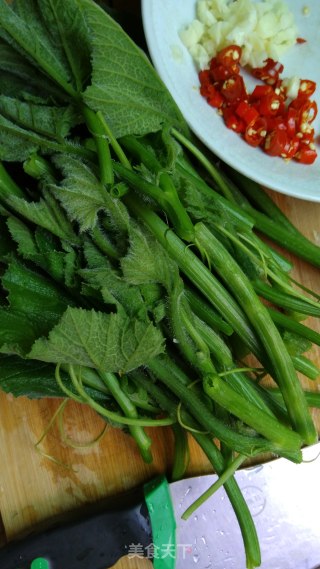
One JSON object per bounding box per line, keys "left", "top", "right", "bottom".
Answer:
{"left": 194, "top": 222, "right": 317, "bottom": 445}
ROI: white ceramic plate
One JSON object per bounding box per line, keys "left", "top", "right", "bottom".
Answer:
{"left": 142, "top": 0, "right": 320, "bottom": 201}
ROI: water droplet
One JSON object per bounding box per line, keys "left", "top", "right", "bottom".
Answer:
{"left": 201, "top": 535, "right": 207, "bottom": 545}
{"left": 216, "top": 529, "right": 225, "bottom": 536}
{"left": 193, "top": 552, "right": 200, "bottom": 564}
{"left": 193, "top": 515, "right": 198, "bottom": 522}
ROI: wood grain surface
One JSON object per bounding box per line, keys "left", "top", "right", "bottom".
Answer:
{"left": 0, "top": 2, "right": 320, "bottom": 568}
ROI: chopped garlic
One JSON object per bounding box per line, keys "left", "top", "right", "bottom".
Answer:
{"left": 180, "top": 0, "right": 298, "bottom": 69}
{"left": 179, "top": 19, "right": 204, "bottom": 50}
{"left": 281, "top": 76, "right": 300, "bottom": 99}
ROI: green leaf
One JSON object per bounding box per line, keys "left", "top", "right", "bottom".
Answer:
{"left": 121, "top": 221, "right": 178, "bottom": 291}
{"left": 83, "top": 238, "right": 108, "bottom": 269}
{"left": 0, "top": 215, "right": 16, "bottom": 259}
{"left": 0, "top": 354, "right": 108, "bottom": 400}
{"left": 29, "top": 306, "right": 165, "bottom": 373}
{"left": 5, "top": 190, "right": 77, "bottom": 243}
{"left": 0, "top": 112, "right": 84, "bottom": 161}
{"left": 81, "top": 238, "right": 166, "bottom": 322}
{"left": 0, "top": 112, "right": 38, "bottom": 160}
{"left": 6, "top": 216, "right": 37, "bottom": 258}
{"left": 37, "top": 0, "right": 91, "bottom": 92}
{"left": 6, "top": 217, "right": 75, "bottom": 284}
{"left": 62, "top": 244, "right": 79, "bottom": 288}
{"left": 0, "top": 354, "right": 62, "bottom": 397}
{"left": 50, "top": 154, "right": 108, "bottom": 231}
{"left": 1, "top": 260, "right": 72, "bottom": 332}
{"left": 0, "top": 38, "right": 68, "bottom": 101}
{"left": 0, "top": 309, "right": 40, "bottom": 355}
{"left": 181, "top": 178, "right": 253, "bottom": 236}
{"left": 79, "top": 262, "right": 148, "bottom": 320}
{"left": 0, "top": 0, "right": 76, "bottom": 97}
{"left": 80, "top": 0, "right": 187, "bottom": 137}
{"left": 51, "top": 154, "right": 130, "bottom": 234}
{"left": 0, "top": 95, "right": 79, "bottom": 140}
{"left": 33, "top": 227, "right": 66, "bottom": 281}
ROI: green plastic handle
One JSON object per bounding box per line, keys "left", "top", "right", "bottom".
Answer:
{"left": 30, "top": 559, "right": 49, "bottom": 569}
{"left": 144, "top": 475, "right": 177, "bottom": 569}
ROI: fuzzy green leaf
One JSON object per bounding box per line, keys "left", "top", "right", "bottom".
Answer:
{"left": 51, "top": 154, "right": 130, "bottom": 233}
{"left": 0, "top": 215, "right": 16, "bottom": 259}
{"left": 0, "top": 112, "right": 85, "bottom": 161}
{"left": 0, "top": 354, "right": 61, "bottom": 397}
{"left": 0, "top": 95, "right": 79, "bottom": 140}
{"left": 79, "top": 263, "right": 148, "bottom": 320}
{"left": 6, "top": 217, "right": 75, "bottom": 284}
{"left": 6, "top": 216, "right": 37, "bottom": 258}
{"left": 121, "top": 222, "right": 178, "bottom": 291}
{"left": 0, "top": 354, "right": 108, "bottom": 400}
{"left": 6, "top": 196, "right": 69, "bottom": 240}
{"left": 82, "top": 238, "right": 108, "bottom": 269}
{"left": 50, "top": 155, "right": 107, "bottom": 231}
{"left": 1, "top": 260, "right": 72, "bottom": 332}
{"left": 0, "top": 38, "right": 68, "bottom": 101}
{"left": 0, "top": 309, "right": 41, "bottom": 355}
{"left": 0, "top": 112, "right": 38, "bottom": 160}
{"left": 29, "top": 306, "right": 165, "bottom": 373}
{"left": 80, "top": 0, "right": 187, "bottom": 137}
{"left": 0, "top": 0, "right": 76, "bottom": 97}
{"left": 37, "top": 0, "right": 91, "bottom": 92}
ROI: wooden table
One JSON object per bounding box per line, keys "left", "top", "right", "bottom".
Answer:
{"left": 1, "top": 2, "right": 320, "bottom": 568}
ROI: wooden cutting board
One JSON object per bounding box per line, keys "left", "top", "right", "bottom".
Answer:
{"left": 0, "top": 190, "right": 320, "bottom": 569}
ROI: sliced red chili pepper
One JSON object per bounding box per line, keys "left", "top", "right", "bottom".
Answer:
{"left": 264, "top": 125, "right": 288, "bottom": 156}
{"left": 250, "top": 84, "right": 273, "bottom": 100}
{"left": 209, "top": 57, "right": 218, "bottom": 70}
{"left": 264, "top": 115, "right": 286, "bottom": 133}
{"left": 296, "top": 37, "right": 307, "bottom": 44}
{"left": 296, "top": 99, "right": 318, "bottom": 129}
{"left": 199, "top": 69, "right": 217, "bottom": 99}
{"left": 281, "top": 136, "right": 300, "bottom": 160}
{"left": 294, "top": 145, "right": 317, "bottom": 164}
{"left": 254, "top": 92, "right": 285, "bottom": 117}
{"left": 244, "top": 116, "right": 268, "bottom": 147}
{"left": 199, "top": 69, "right": 211, "bottom": 86}
{"left": 221, "top": 75, "right": 247, "bottom": 104}
{"left": 285, "top": 107, "right": 298, "bottom": 138}
{"left": 298, "top": 128, "right": 316, "bottom": 146}
{"left": 210, "top": 64, "right": 234, "bottom": 82}
{"left": 216, "top": 45, "right": 242, "bottom": 71}
{"left": 198, "top": 44, "right": 317, "bottom": 166}
{"left": 235, "top": 100, "right": 259, "bottom": 125}
{"left": 298, "top": 79, "right": 317, "bottom": 98}
{"left": 252, "top": 58, "right": 284, "bottom": 86}
{"left": 200, "top": 83, "right": 211, "bottom": 98}
{"left": 206, "top": 84, "right": 224, "bottom": 108}
{"left": 222, "top": 106, "right": 246, "bottom": 133}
